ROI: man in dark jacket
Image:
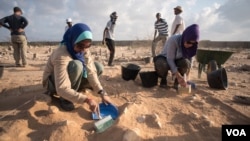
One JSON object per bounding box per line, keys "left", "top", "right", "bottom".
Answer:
{"left": 0, "top": 7, "right": 28, "bottom": 67}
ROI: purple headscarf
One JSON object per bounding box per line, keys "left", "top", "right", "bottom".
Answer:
{"left": 181, "top": 24, "right": 200, "bottom": 59}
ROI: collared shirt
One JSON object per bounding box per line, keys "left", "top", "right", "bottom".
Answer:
{"left": 104, "top": 20, "right": 115, "bottom": 40}
{"left": 155, "top": 18, "right": 168, "bottom": 36}
{"left": 171, "top": 14, "right": 185, "bottom": 35}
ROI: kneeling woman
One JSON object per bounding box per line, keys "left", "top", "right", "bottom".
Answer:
{"left": 42, "top": 23, "right": 112, "bottom": 112}
{"left": 154, "top": 24, "right": 199, "bottom": 89}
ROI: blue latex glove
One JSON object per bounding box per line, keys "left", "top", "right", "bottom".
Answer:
{"left": 187, "top": 81, "right": 196, "bottom": 89}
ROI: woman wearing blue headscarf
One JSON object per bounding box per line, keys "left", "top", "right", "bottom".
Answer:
{"left": 154, "top": 24, "right": 199, "bottom": 89}
{"left": 42, "top": 23, "right": 112, "bottom": 112}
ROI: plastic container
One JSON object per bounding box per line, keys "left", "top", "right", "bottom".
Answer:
{"left": 144, "top": 57, "right": 153, "bottom": 64}
{"left": 178, "top": 85, "right": 191, "bottom": 94}
{"left": 92, "top": 103, "right": 119, "bottom": 120}
{"left": 94, "top": 115, "right": 114, "bottom": 133}
{"left": 207, "top": 68, "right": 228, "bottom": 90}
{"left": 139, "top": 71, "right": 158, "bottom": 88}
{"left": 121, "top": 63, "right": 141, "bottom": 81}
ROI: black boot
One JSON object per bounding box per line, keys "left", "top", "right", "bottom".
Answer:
{"left": 160, "top": 78, "right": 167, "bottom": 88}
{"left": 108, "top": 53, "right": 114, "bottom": 66}
{"left": 60, "top": 98, "right": 75, "bottom": 111}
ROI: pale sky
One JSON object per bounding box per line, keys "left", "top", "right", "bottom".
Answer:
{"left": 0, "top": 0, "right": 249, "bottom": 41}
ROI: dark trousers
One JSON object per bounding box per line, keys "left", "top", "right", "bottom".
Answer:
{"left": 105, "top": 38, "right": 115, "bottom": 65}
{"left": 154, "top": 55, "right": 191, "bottom": 85}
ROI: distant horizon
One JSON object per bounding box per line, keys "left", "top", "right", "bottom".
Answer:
{"left": 0, "top": 0, "right": 250, "bottom": 41}
{"left": 1, "top": 39, "right": 250, "bottom": 43}
{"left": 1, "top": 39, "right": 250, "bottom": 42}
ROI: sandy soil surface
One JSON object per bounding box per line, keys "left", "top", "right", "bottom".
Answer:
{"left": 0, "top": 44, "right": 250, "bottom": 141}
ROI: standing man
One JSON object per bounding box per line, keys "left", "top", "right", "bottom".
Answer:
{"left": 0, "top": 7, "right": 28, "bottom": 67}
{"left": 171, "top": 6, "right": 185, "bottom": 36}
{"left": 65, "top": 18, "right": 73, "bottom": 31}
{"left": 102, "top": 12, "right": 117, "bottom": 66}
{"left": 152, "top": 13, "right": 168, "bottom": 57}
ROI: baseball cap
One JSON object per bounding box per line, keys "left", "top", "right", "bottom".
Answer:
{"left": 66, "top": 18, "right": 72, "bottom": 23}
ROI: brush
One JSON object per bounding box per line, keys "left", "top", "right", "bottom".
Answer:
{"left": 94, "top": 115, "right": 114, "bottom": 133}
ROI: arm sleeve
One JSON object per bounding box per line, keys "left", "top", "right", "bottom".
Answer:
{"left": 21, "top": 16, "right": 28, "bottom": 29}
{"left": 166, "top": 37, "right": 178, "bottom": 73}
{"left": 175, "top": 16, "right": 182, "bottom": 25}
{"left": 0, "top": 16, "right": 10, "bottom": 29}
{"left": 106, "top": 21, "right": 111, "bottom": 30}
{"left": 84, "top": 50, "right": 103, "bottom": 92}
{"left": 53, "top": 56, "right": 87, "bottom": 104}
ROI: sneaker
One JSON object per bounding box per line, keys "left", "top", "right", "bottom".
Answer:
{"left": 59, "top": 98, "right": 75, "bottom": 111}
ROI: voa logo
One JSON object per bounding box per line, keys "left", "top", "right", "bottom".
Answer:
{"left": 226, "top": 129, "right": 246, "bottom": 136}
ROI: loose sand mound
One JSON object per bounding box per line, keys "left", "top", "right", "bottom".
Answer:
{"left": 0, "top": 45, "right": 250, "bottom": 141}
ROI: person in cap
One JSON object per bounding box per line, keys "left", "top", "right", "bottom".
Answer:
{"left": 43, "top": 23, "right": 113, "bottom": 112}
{"left": 152, "top": 13, "right": 169, "bottom": 57}
{"left": 171, "top": 6, "right": 185, "bottom": 35}
{"left": 154, "top": 24, "right": 199, "bottom": 89}
{"left": 102, "top": 11, "right": 118, "bottom": 66}
{"left": 0, "top": 7, "right": 28, "bottom": 67}
{"left": 65, "top": 18, "right": 73, "bottom": 31}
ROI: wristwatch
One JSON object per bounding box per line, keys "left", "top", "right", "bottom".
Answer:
{"left": 98, "top": 90, "right": 108, "bottom": 96}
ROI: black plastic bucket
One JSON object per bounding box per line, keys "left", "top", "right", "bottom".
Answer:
{"left": 0, "top": 66, "right": 4, "bottom": 78}
{"left": 139, "top": 71, "right": 158, "bottom": 88}
{"left": 121, "top": 63, "right": 141, "bottom": 81}
{"left": 144, "top": 57, "right": 153, "bottom": 64}
{"left": 207, "top": 68, "right": 228, "bottom": 90}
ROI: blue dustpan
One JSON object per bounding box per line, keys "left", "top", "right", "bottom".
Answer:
{"left": 92, "top": 103, "right": 119, "bottom": 120}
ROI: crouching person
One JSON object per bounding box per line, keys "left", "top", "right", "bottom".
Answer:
{"left": 154, "top": 24, "right": 199, "bottom": 89}
{"left": 42, "top": 23, "right": 112, "bottom": 112}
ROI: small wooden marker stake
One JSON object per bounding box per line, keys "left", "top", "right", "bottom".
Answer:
{"left": 33, "top": 53, "right": 37, "bottom": 60}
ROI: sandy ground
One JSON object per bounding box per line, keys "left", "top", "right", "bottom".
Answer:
{"left": 0, "top": 44, "right": 250, "bottom": 141}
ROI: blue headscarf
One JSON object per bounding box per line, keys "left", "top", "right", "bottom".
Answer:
{"left": 181, "top": 24, "right": 200, "bottom": 59}
{"left": 61, "top": 23, "right": 92, "bottom": 78}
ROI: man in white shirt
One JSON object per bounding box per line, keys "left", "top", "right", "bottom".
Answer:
{"left": 102, "top": 12, "right": 117, "bottom": 66}
{"left": 171, "top": 6, "right": 185, "bottom": 35}
{"left": 65, "top": 18, "right": 73, "bottom": 31}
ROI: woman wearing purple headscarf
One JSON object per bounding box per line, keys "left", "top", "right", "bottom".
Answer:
{"left": 154, "top": 24, "right": 199, "bottom": 89}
